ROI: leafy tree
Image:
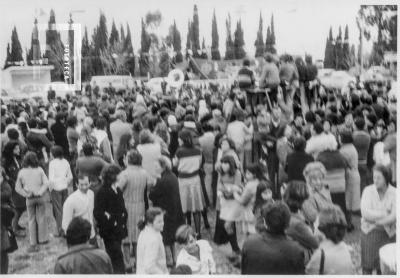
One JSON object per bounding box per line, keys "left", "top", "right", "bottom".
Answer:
{"left": 265, "top": 26, "right": 276, "bottom": 54}
{"left": 192, "top": 5, "right": 201, "bottom": 57}
{"left": 224, "top": 14, "right": 235, "bottom": 60}
{"left": 340, "top": 24, "right": 351, "bottom": 70}
{"left": 234, "top": 20, "right": 246, "bottom": 59}
{"left": 109, "top": 20, "right": 119, "bottom": 47}
{"left": 10, "top": 27, "right": 24, "bottom": 65}
{"left": 201, "top": 37, "right": 208, "bottom": 59}
{"left": 211, "top": 9, "right": 221, "bottom": 60}
{"left": 254, "top": 12, "right": 264, "bottom": 57}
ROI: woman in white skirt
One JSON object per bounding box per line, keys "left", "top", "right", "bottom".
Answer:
{"left": 173, "top": 130, "right": 204, "bottom": 239}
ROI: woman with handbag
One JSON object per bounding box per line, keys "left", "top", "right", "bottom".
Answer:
{"left": 1, "top": 168, "right": 18, "bottom": 274}
{"left": 15, "top": 152, "right": 49, "bottom": 253}
{"left": 214, "top": 155, "right": 242, "bottom": 261}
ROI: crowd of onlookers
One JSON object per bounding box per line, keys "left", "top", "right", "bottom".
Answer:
{"left": 0, "top": 53, "right": 397, "bottom": 275}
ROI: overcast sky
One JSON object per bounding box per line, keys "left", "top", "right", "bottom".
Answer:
{"left": 0, "top": 0, "right": 381, "bottom": 67}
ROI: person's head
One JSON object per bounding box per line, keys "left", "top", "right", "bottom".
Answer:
{"left": 139, "top": 129, "right": 154, "bottom": 144}
{"left": 178, "top": 130, "right": 193, "bottom": 148}
{"left": 303, "top": 162, "right": 327, "bottom": 190}
{"left": 55, "top": 112, "right": 65, "bottom": 123}
{"left": 255, "top": 180, "right": 274, "bottom": 207}
{"left": 245, "top": 163, "right": 264, "bottom": 181}
{"left": 373, "top": 164, "right": 392, "bottom": 190}
{"left": 77, "top": 173, "right": 90, "bottom": 194}
{"left": 22, "top": 151, "right": 39, "bottom": 168}
{"left": 139, "top": 207, "right": 165, "bottom": 232}
{"left": 339, "top": 129, "right": 353, "bottom": 145}
{"left": 82, "top": 142, "right": 94, "bottom": 156}
{"left": 283, "top": 180, "right": 309, "bottom": 213}
{"left": 312, "top": 122, "right": 324, "bottom": 135}
{"left": 271, "top": 106, "right": 281, "bottom": 122}
{"left": 50, "top": 145, "right": 64, "bottom": 160}
{"left": 323, "top": 119, "right": 331, "bottom": 133}
{"left": 7, "top": 128, "right": 19, "bottom": 141}
{"left": 317, "top": 205, "right": 347, "bottom": 244}
{"left": 261, "top": 201, "right": 291, "bottom": 235}
{"left": 294, "top": 114, "right": 303, "bottom": 126}
{"left": 387, "top": 118, "right": 396, "bottom": 133}
{"left": 115, "top": 110, "right": 127, "bottom": 122}
{"left": 243, "top": 58, "right": 250, "bottom": 67}
{"left": 305, "top": 111, "right": 316, "bottom": 124}
{"left": 277, "top": 124, "right": 293, "bottom": 139}
{"left": 95, "top": 117, "right": 107, "bottom": 130}
{"left": 126, "top": 149, "right": 142, "bottom": 166}
{"left": 133, "top": 119, "right": 143, "bottom": 133}
{"left": 2, "top": 141, "right": 20, "bottom": 161}
{"left": 66, "top": 116, "right": 77, "bottom": 128}
{"left": 175, "top": 225, "right": 198, "bottom": 253}
{"left": 293, "top": 136, "right": 306, "bottom": 152}
{"left": 170, "top": 265, "right": 192, "bottom": 275}
{"left": 27, "top": 118, "right": 38, "bottom": 129}
{"left": 219, "top": 155, "right": 238, "bottom": 176}
{"left": 219, "top": 136, "right": 236, "bottom": 152}
{"left": 101, "top": 164, "right": 121, "bottom": 188}
{"left": 264, "top": 53, "right": 275, "bottom": 63}
{"left": 158, "top": 155, "right": 172, "bottom": 172}
{"left": 354, "top": 117, "right": 365, "bottom": 130}
{"left": 66, "top": 217, "right": 92, "bottom": 246}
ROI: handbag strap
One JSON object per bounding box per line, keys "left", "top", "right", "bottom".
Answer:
{"left": 319, "top": 248, "right": 325, "bottom": 275}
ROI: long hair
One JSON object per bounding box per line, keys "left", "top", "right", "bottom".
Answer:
{"left": 2, "top": 140, "right": 20, "bottom": 165}
{"left": 22, "top": 151, "right": 40, "bottom": 168}
{"left": 218, "top": 155, "right": 237, "bottom": 177}
{"left": 101, "top": 164, "right": 121, "bottom": 188}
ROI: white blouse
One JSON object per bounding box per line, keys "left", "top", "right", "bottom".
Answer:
{"left": 176, "top": 240, "right": 216, "bottom": 274}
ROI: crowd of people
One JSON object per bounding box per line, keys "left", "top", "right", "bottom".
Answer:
{"left": 0, "top": 52, "right": 397, "bottom": 275}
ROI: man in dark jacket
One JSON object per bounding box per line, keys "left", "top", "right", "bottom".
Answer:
{"left": 286, "top": 136, "right": 314, "bottom": 182}
{"left": 241, "top": 201, "right": 304, "bottom": 274}
{"left": 54, "top": 217, "right": 113, "bottom": 274}
{"left": 51, "top": 113, "right": 69, "bottom": 158}
{"left": 26, "top": 118, "right": 53, "bottom": 165}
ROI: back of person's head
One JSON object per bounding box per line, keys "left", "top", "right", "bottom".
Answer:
{"left": 95, "top": 117, "right": 107, "bottom": 130}
{"left": 264, "top": 53, "right": 274, "bottom": 63}
{"left": 340, "top": 129, "right": 353, "bottom": 144}
{"left": 138, "top": 207, "right": 164, "bottom": 231}
{"left": 175, "top": 224, "right": 196, "bottom": 245}
{"left": 115, "top": 109, "right": 127, "bottom": 121}
{"left": 101, "top": 164, "right": 121, "bottom": 188}
{"left": 139, "top": 129, "right": 154, "bottom": 144}
{"left": 28, "top": 118, "right": 38, "bottom": 129}
{"left": 318, "top": 204, "right": 347, "bottom": 244}
{"left": 7, "top": 128, "right": 19, "bottom": 141}
{"left": 293, "top": 136, "right": 307, "bottom": 152}
{"left": 158, "top": 155, "right": 172, "bottom": 171}
{"left": 66, "top": 116, "right": 77, "bottom": 128}
{"left": 283, "top": 180, "right": 309, "bottom": 213}
{"left": 82, "top": 142, "right": 94, "bottom": 156}
{"left": 66, "top": 217, "right": 91, "bottom": 246}
{"left": 354, "top": 117, "right": 365, "bottom": 130}
{"left": 22, "top": 151, "right": 39, "bottom": 168}
{"left": 51, "top": 145, "right": 64, "bottom": 159}
{"left": 313, "top": 122, "right": 324, "bottom": 135}
{"left": 179, "top": 129, "right": 193, "bottom": 148}
{"left": 127, "top": 149, "right": 142, "bottom": 166}
{"left": 170, "top": 265, "right": 192, "bottom": 275}
{"left": 261, "top": 201, "right": 291, "bottom": 235}
{"left": 246, "top": 163, "right": 266, "bottom": 180}
{"left": 243, "top": 59, "right": 250, "bottom": 67}
{"left": 305, "top": 111, "right": 316, "bottom": 124}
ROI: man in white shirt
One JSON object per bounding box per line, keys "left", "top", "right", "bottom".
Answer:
{"left": 49, "top": 146, "right": 73, "bottom": 237}
{"left": 62, "top": 173, "right": 95, "bottom": 241}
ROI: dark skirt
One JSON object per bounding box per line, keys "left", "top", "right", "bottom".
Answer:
{"left": 214, "top": 211, "right": 229, "bottom": 245}
{"left": 331, "top": 192, "right": 347, "bottom": 215}
{"left": 361, "top": 228, "right": 396, "bottom": 270}
{"left": 358, "top": 163, "right": 368, "bottom": 194}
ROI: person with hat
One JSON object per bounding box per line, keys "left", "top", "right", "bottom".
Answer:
{"left": 54, "top": 217, "right": 113, "bottom": 274}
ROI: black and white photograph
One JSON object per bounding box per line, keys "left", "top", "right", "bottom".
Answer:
{"left": 0, "top": 0, "right": 397, "bottom": 275}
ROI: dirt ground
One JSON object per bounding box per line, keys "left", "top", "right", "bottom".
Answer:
{"left": 8, "top": 201, "right": 361, "bottom": 274}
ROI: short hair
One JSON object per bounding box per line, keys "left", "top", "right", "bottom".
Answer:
{"left": 27, "top": 118, "right": 38, "bottom": 129}
{"left": 313, "top": 122, "right": 324, "bottom": 134}
{"left": 95, "top": 117, "right": 107, "bottom": 130}
{"left": 373, "top": 164, "right": 392, "bottom": 185}
{"left": 170, "top": 265, "right": 192, "bottom": 275}
{"left": 264, "top": 53, "right": 275, "bottom": 63}
{"left": 243, "top": 59, "right": 250, "bottom": 66}
{"left": 305, "top": 111, "right": 316, "bottom": 123}
{"left": 219, "top": 136, "right": 236, "bottom": 151}
{"left": 77, "top": 172, "right": 90, "bottom": 181}
{"left": 51, "top": 145, "right": 64, "bottom": 159}
{"left": 178, "top": 130, "right": 193, "bottom": 148}
{"left": 55, "top": 112, "right": 65, "bottom": 122}
{"left": 115, "top": 110, "right": 127, "bottom": 120}
{"left": 7, "top": 128, "right": 19, "bottom": 140}
{"left": 101, "top": 164, "right": 121, "bottom": 188}
{"left": 22, "top": 151, "right": 40, "bottom": 168}
{"left": 261, "top": 201, "right": 291, "bottom": 235}
{"left": 66, "top": 116, "right": 77, "bottom": 128}
{"left": 127, "top": 149, "right": 142, "bottom": 166}
{"left": 139, "top": 129, "right": 154, "bottom": 144}
{"left": 283, "top": 180, "right": 309, "bottom": 212}
{"left": 138, "top": 207, "right": 165, "bottom": 231}
{"left": 66, "top": 217, "right": 91, "bottom": 246}
{"left": 354, "top": 117, "right": 365, "bottom": 130}
{"left": 175, "top": 224, "right": 196, "bottom": 245}
{"left": 303, "top": 161, "right": 327, "bottom": 180}
{"left": 158, "top": 156, "right": 172, "bottom": 171}
{"left": 318, "top": 205, "right": 347, "bottom": 244}
{"left": 340, "top": 130, "right": 353, "bottom": 144}
{"left": 293, "top": 136, "right": 306, "bottom": 151}
{"left": 82, "top": 143, "right": 94, "bottom": 156}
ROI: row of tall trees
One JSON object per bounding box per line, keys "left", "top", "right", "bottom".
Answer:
{"left": 323, "top": 25, "right": 356, "bottom": 70}
{"left": 255, "top": 13, "right": 276, "bottom": 57}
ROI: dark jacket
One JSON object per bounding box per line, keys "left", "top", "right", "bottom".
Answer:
{"left": 51, "top": 121, "right": 69, "bottom": 157}
{"left": 241, "top": 231, "right": 305, "bottom": 275}
{"left": 94, "top": 186, "right": 128, "bottom": 241}
{"left": 286, "top": 151, "right": 314, "bottom": 182}
{"left": 238, "top": 67, "right": 255, "bottom": 90}
{"left": 54, "top": 243, "right": 113, "bottom": 274}
{"left": 149, "top": 169, "right": 185, "bottom": 245}
{"left": 26, "top": 130, "right": 53, "bottom": 160}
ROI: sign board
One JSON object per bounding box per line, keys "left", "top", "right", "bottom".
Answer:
{"left": 90, "top": 75, "right": 135, "bottom": 90}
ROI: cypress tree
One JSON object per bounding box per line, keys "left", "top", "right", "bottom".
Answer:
{"left": 81, "top": 26, "right": 92, "bottom": 81}
{"left": 350, "top": 44, "right": 356, "bottom": 67}
{"left": 234, "top": 20, "right": 246, "bottom": 59}
{"left": 323, "top": 26, "right": 335, "bottom": 68}
{"left": 192, "top": 5, "right": 201, "bottom": 57}
{"left": 109, "top": 20, "right": 119, "bottom": 47}
{"left": 4, "top": 43, "right": 11, "bottom": 69}
{"left": 265, "top": 26, "right": 276, "bottom": 54}
{"left": 201, "top": 37, "right": 208, "bottom": 59}
{"left": 186, "top": 20, "right": 192, "bottom": 54}
{"left": 270, "top": 13, "right": 276, "bottom": 45}
{"left": 172, "top": 20, "right": 183, "bottom": 62}
{"left": 120, "top": 24, "right": 126, "bottom": 46}
{"left": 254, "top": 12, "right": 264, "bottom": 57}
{"left": 335, "top": 26, "right": 343, "bottom": 69}
{"left": 10, "top": 27, "right": 24, "bottom": 64}
{"left": 341, "top": 24, "right": 351, "bottom": 70}
{"left": 224, "top": 14, "right": 234, "bottom": 60}
{"left": 125, "top": 23, "right": 135, "bottom": 76}
{"left": 140, "top": 18, "right": 151, "bottom": 76}
{"left": 211, "top": 9, "right": 221, "bottom": 60}
{"left": 45, "top": 10, "right": 64, "bottom": 80}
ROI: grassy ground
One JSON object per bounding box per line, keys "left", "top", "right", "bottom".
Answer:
{"left": 8, "top": 202, "right": 361, "bottom": 274}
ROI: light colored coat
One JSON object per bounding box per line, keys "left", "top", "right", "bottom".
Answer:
{"left": 340, "top": 143, "right": 361, "bottom": 211}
